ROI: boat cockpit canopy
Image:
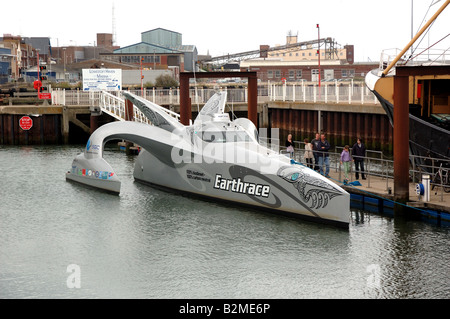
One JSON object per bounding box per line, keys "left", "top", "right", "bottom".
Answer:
{"left": 200, "top": 130, "right": 252, "bottom": 143}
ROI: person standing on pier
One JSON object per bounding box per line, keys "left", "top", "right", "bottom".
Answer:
{"left": 286, "top": 134, "right": 294, "bottom": 158}
{"left": 303, "top": 138, "right": 314, "bottom": 169}
{"left": 317, "top": 133, "right": 331, "bottom": 177}
{"left": 311, "top": 133, "right": 321, "bottom": 171}
{"left": 340, "top": 145, "right": 352, "bottom": 184}
{"left": 352, "top": 138, "right": 367, "bottom": 180}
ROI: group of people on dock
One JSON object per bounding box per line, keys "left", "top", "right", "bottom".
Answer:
{"left": 286, "top": 133, "right": 367, "bottom": 183}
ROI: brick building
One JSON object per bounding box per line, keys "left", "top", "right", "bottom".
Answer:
{"left": 238, "top": 33, "right": 374, "bottom": 83}
{"left": 0, "top": 34, "right": 41, "bottom": 80}
{"left": 240, "top": 59, "right": 378, "bottom": 82}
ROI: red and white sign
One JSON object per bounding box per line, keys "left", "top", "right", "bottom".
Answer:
{"left": 38, "top": 93, "right": 52, "bottom": 100}
{"left": 19, "top": 116, "right": 33, "bottom": 131}
{"left": 33, "top": 80, "right": 42, "bottom": 90}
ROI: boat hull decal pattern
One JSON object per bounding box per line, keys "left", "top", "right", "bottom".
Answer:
{"left": 228, "top": 165, "right": 318, "bottom": 217}
{"left": 277, "top": 166, "right": 343, "bottom": 210}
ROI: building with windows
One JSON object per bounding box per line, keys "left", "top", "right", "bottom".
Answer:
{"left": 52, "top": 33, "right": 118, "bottom": 65}
{"left": 268, "top": 35, "right": 354, "bottom": 64}
{"left": 0, "top": 34, "right": 42, "bottom": 81}
{"left": 0, "top": 47, "right": 13, "bottom": 84}
{"left": 241, "top": 59, "right": 377, "bottom": 82}
{"left": 100, "top": 28, "right": 198, "bottom": 76}
{"left": 240, "top": 34, "right": 374, "bottom": 82}
{"left": 22, "top": 37, "right": 52, "bottom": 62}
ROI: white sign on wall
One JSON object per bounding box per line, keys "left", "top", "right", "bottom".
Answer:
{"left": 82, "top": 69, "right": 122, "bottom": 91}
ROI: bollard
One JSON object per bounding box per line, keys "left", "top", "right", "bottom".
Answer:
{"left": 415, "top": 174, "right": 430, "bottom": 202}
{"left": 422, "top": 174, "right": 431, "bottom": 202}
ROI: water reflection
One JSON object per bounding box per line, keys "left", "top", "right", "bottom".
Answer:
{"left": 0, "top": 145, "right": 448, "bottom": 299}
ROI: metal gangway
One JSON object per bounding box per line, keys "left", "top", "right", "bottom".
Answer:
{"left": 92, "top": 91, "right": 180, "bottom": 125}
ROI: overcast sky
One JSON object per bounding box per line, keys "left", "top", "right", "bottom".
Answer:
{"left": 2, "top": 0, "right": 449, "bottom": 62}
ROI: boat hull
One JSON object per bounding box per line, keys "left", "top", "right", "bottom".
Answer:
{"left": 133, "top": 148, "right": 351, "bottom": 228}
{"left": 366, "top": 70, "right": 450, "bottom": 167}
{"left": 66, "top": 153, "right": 121, "bottom": 194}
{"left": 373, "top": 89, "right": 450, "bottom": 163}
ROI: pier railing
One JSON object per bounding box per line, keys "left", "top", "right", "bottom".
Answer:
{"left": 50, "top": 83, "right": 377, "bottom": 107}
{"left": 94, "top": 91, "right": 126, "bottom": 121}
{"left": 278, "top": 145, "right": 394, "bottom": 188}
{"left": 51, "top": 87, "right": 268, "bottom": 106}
{"left": 86, "top": 91, "right": 152, "bottom": 124}
{"left": 270, "top": 141, "right": 449, "bottom": 202}
{"left": 409, "top": 155, "right": 450, "bottom": 202}
{"left": 268, "top": 81, "right": 379, "bottom": 104}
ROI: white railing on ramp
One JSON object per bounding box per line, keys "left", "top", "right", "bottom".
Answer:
{"left": 94, "top": 91, "right": 153, "bottom": 125}
{"left": 96, "top": 91, "right": 126, "bottom": 121}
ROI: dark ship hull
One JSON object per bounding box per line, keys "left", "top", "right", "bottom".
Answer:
{"left": 373, "top": 89, "right": 449, "bottom": 169}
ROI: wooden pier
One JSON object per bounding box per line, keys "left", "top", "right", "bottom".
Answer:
{"left": 0, "top": 104, "right": 113, "bottom": 144}
{"left": 0, "top": 104, "right": 64, "bottom": 144}
{"left": 321, "top": 164, "right": 450, "bottom": 224}
{"left": 268, "top": 100, "right": 392, "bottom": 153}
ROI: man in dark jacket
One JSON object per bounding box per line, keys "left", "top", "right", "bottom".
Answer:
{"left": 352, "top": 138, "right": 366, "bottom": 180}
{"left": 311, "top": 133, "right": 321, "bottom": 171}
{"left": 317, "top": 133, "right": 331, "bottom": 177}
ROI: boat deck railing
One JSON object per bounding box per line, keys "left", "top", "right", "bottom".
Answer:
{"left": 379, "top": 48, "right": 450, "bottom": 71}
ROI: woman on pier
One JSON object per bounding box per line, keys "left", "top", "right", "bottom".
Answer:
{"left": 286, "top": 134, "right": 294, "bottom": 158}
{"left": 304, "top": 138, "right": 314, "bottom": 169}
{"left": 340, "top": 145, "right": 352, "bottom": 184}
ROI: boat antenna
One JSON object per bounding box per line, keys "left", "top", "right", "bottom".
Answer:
{"left": 224, "top": 87, "right": 236, "bottom": 120}
{"left": 230, "top": 97, "right": 237, "bottom": 120}
{"left": 382, "top": 0, "right": 450, "bottom": 76}
{"left": 409, "top": 0, "right": 436, "bottom": 60}
{"left": 226, "top": 99, "right": 237, "bottom": 121}
{"left": 192, "top": 58, "right": 200, "bottom": 114}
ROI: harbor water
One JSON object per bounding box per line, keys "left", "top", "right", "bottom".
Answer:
{"left": 0, "top": 145, "right": 449, "bottom": 299}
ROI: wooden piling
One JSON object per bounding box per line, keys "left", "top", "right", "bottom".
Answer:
{"left": 393, "top": 74, "right": 410, "bottom": 206}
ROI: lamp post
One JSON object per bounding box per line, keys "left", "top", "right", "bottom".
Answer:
{"left": 36, "top": 49, "right": 40, "bottom": 88}
{"left": 317, "top": 24, "right": 321, "bottom": 88}
{"left": 140, "top": 56, "right": 144, "bottom": 96}
{"left": 63, "top": 48, "right": 66, "bottom": 82}
{"left": 89, "top": 42, "right": 96, "bottom": 60}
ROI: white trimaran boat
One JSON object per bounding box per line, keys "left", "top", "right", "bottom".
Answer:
{"left": 66, "top": 91, "right": 350, "bottom": 228}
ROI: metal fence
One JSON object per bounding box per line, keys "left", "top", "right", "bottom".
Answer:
{"left": 50, "top": 83, "right": 376, "bottom": 107}
{"left": 267, "top": 140, "right": 449, "bottom": 202}
{"left": 51, "top": 87, "right": 268, "bottom": 106}
{"left": 268, "top": 80, "right": 378, "bottom": 104}
{"left": 409, "top": 154, "right": 450, "bottom": 202}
